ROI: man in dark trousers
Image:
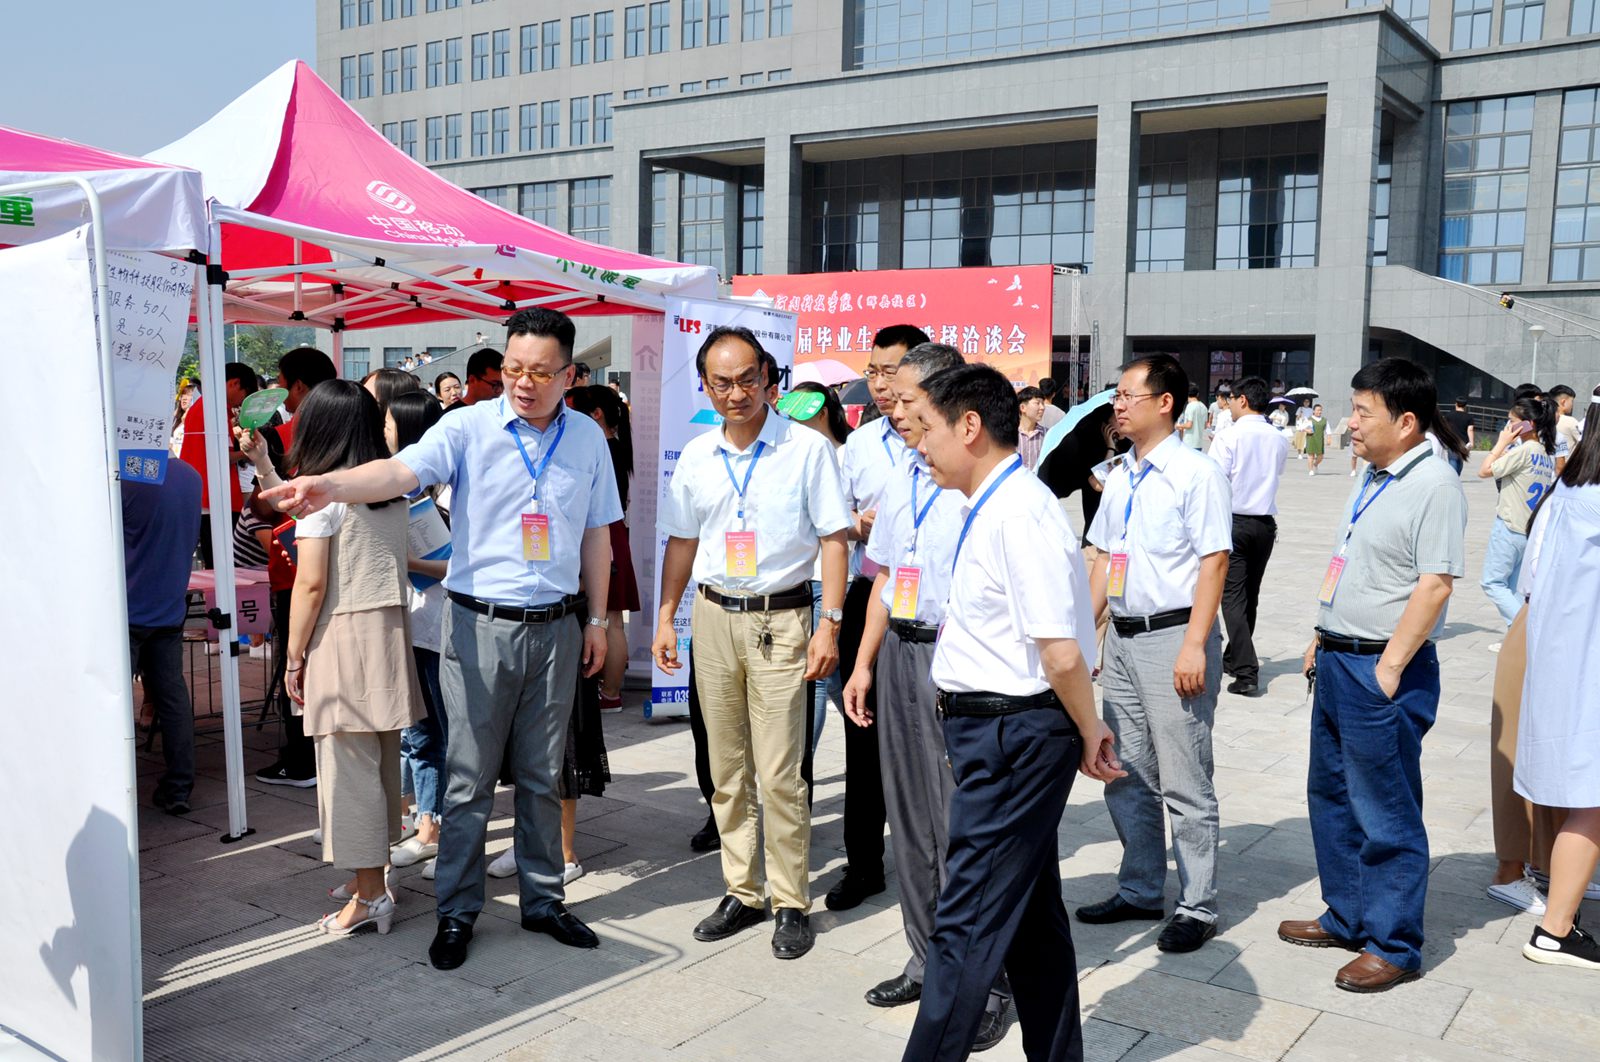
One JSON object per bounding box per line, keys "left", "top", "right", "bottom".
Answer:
{"left": 904, "top": 364, "right": 1122, "bottom": 1061}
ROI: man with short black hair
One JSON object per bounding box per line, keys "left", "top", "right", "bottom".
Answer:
{"left": 573, "top": 361, "right": 592, "bottom": 385}
{"left": 446, "top": 347, "right": 503, "bottom": 411}
{"left": 1177, "top": 385, "right": 1208, "bottom": 450}
{"left": 1016, "top": 385, "right": 1048, "bottom": 470}
{"left": 903, "top": 362, "right": 1120, "bottom": 1061}
{"left": 1035, "top": 376, "right": 1066, "bottom": 427}
{"left": 1548, "top": 384, "right": 1580, "bottom": 473}
{"left": 1208, "top": 381, "right": 1234, "bottom": 445}
{"left": 1279, "top": 358, "right": 1466, "bottom": 993}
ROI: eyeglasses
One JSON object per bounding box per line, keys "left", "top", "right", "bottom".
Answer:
{"left": 863, "top": 366, "right": 900, "bottom": 381}
{"left": 705, "top": 374, "right": 764, "bottom": 397}
{"left": 1112, "top": 391, "right": 1159, "bottom": 406}
{"left": 501, "top": 366, "right": 562, "bottom": 386}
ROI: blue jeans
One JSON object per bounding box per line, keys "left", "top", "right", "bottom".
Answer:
{"left": 402, "top": 646, "right": 449, "bottom": 820}
{"left": 1309, "top": 645, "right": 1439, "bottom": 971}
{"left": 809, "top": 580, "right": 842, "bottom": 747}
{"left": 1480, "top": 516, "right": 1527, "bottom": 628}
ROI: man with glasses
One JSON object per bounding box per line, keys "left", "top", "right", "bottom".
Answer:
{"left": 653, "top": 326, "right": 849, "bottom": 960}
{"left": 1077, "top": 355, "right": 1233, "bottom": 954}
{"left": 262, "top": 308, "right": 621, "bottom": 972}
{"left": 443, "top": 346, "right": 503, "bottom": 413}
{"left": 826, "top": 324, "right": 931, "bottom": 913}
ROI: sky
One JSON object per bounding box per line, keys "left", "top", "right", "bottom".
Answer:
{"left": 3, "top": 0, "right": 316, "bottom": 155}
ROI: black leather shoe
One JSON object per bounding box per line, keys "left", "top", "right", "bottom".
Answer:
{"left": 972, "top": 1002, "right": 1010, "bottom": 1052}
{"left": 521, "top": 903, "right": 599, "bottom": 949}
{"left": 824, "top": 868, "right": 886, "bottom": 911}
{"left": 689, "top": 813, "right": 721, "bottom": 853}
{"left": 771, "top": 908, "right": 814, "bottom": 959}
{"left": 428, "top": 918, "right": 473, "bottom": 970}
{"left": 1158, "top": 913, "right": 1218, "bottom": 953}
{"left": 1227, "top": 678, "right": 1260, "bottom": 696}
{"left": 693, "top": 895, "right": 766, "bottom": 941}
{"left": 1075, "top": 895, "right": 1164, "bottom": 924}
{"left": 865, "top": 973, "right": 921, "bottom": 1007}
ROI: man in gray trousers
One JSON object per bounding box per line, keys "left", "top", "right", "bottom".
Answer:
{"left": 263, "top": 308, "right": 620, "bottom": 971}
{"left": 1078, "top": 354, "right": 1233, "bottom": 953}
{"left": 842, "top": 343, "right": 1014, "bottom": 1052}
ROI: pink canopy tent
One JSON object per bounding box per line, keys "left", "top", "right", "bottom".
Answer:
{"left": 149, "top": 60, "right": 716, "bottom": 333}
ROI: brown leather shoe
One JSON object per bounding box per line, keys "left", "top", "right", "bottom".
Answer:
{"left": 1277, "top": 918, "right": 1361, "bottom": 950}
{"left": 1335, "top": 952, "right": 1421, "bottom": 993}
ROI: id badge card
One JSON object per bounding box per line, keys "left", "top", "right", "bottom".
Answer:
{"left": 724, "top": 530, "right": 758, "bottom": 578}
{"left": 890, "top": 566, "right": 923, "bottom": 620}
{"left": 1106, "top": 552, "right": 1130, "bottom": 599}
{"left": 1318, "top": 555, "right": 1346, "bottom": 605}
{"left": 521, "top": 513, "right": 551, "bottom": 562}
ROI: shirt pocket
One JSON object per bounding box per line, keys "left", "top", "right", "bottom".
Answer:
{"left": 754, "top": 480, "right": 807, "bottom": 542}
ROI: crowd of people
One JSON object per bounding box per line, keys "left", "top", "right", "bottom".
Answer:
{"left": 120, "top": 308, "right": 1600, "bottom": 1061}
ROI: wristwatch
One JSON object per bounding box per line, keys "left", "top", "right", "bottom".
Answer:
{"left": 819, "top": 608, "right": 844, "bottom": 623}
{"left": 587, "top": 616, "right": 611, "bottom": 630}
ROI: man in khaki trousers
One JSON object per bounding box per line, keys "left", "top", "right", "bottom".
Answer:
{"left": 653, "top": 325, "right": 849, "bottom": 960}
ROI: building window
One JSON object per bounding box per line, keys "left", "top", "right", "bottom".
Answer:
{"left": 472, "top": 33, "right": 489, "bottom": 80}
{"left": 1392, "top": 0, "right": 1430, "bottom": 33}
{"left": 650, "top": 1, "right": 671, "bottom": 51}
{"left": 340, "top": 56, "right": 356, "bottom": 100}
{"left": 809, "top": 160, "right": 880, "bottom": 271}
{"left": 573, "top": 15, "right": 591, "bottom": 64}
{"left": 360, "top": 0, "right": 373, "bottom": 23}
{"left": 596, "top": 11, "right": 615, "bottom": 60}
{"left": 493, "top": 28, "right": 510, "bottom": 76}
{"left": 707, "top": 77, "right": 729, "bottom": 89}
{"left": 768, "top": 68, "right": 790, "bottom": 81}
{"left": 521, "top": 182, "right": 560, "bottom": 228}
{"left": 769, "top": 0, "right": 791, "bottom": 36}
{"left": 1135, "top": 135, "right": 1187, "bottom": 273}
{"left": 1574, "top": 0, "right": 1600, "bottom": 33}
{"left": 492, "top": 106, "right": 510, "bottom": 154}
{"left": 901, "top": 143, "right": 1096, "bottom": 270}
{"left": 400, "top": 119, "right": 417, "bottom": 159}
{"left": 426, "top": 115, "right": 442, "bottom": 162}
{"left": 1216, "top": 122, "right": 1322, "bottom": 270}
{"left": 570, "top": 177, "right": 612, "bottom": 245}
{"left": 521, "top": 24, "right": 539, "bottom": 72}
{"left": 681, "top": 81, "right": 701, "bottom": 93}
{"left": 382, "top": 0, "right": 394, "bottom": 19}
{"left": 445, "top": 113, "right": 462, "bottom": 160}
{"left": 1552, "top": 87, "right": 1600, "bottom": 282}
{"left": 1502, "top": 0, "right": 1544, "bottom": 41}
{"left": 1372, "top": 115, "right": 1394, "bottom": 266}
{"left": 743, "top": 0, "right": 764, "bottom": 40}
{"left": 710, "top": 0, "right": 730, "bottom": 42}
{"left": 626, "top": 6, "right": 646, "bottom": 56}
{"left": 594, "top": 93, "right": 613, "bottom": 142}
{"left": 624, "top": 88, "right": 643, "bottom": 99}
{"left": 358, "top": 53, "right": 373, "bottom": 98}
{"left": 683, "top": 0, "right": 704, "bottom": 48}
{"left": 426, "top": 40, "right": 442, "bottom": 86}
{"left": 520, "top": 103, "right": 538, "bottom": 151}
{"left": 648, "top": 84, "right": 668, "bottom": 97}
{"left": 383, "top": 347, "right": 411, "bottom": 368}
{"left": 543, "top": 21, "right": 561, "bottom": 69}
{"left": 651, "top": 170, "right": 668, "bottom": 256}
{"left": 542, "top": 100, "right": 561, "bottom": 149}
{"left": 383, "top": 49, "right": 399, "bottom": 94}
{"left": 474, "top": 186, "right": 514, "bottom": 209}
{"left": 1439, "top": 96, "right": 1533, "bottom": 284}
{"left": 344, "top": 347, "right": 370, "bottom": 379}
{"left": 1452, "top": 0, "right": 1492, "bottom": 49}
{"left": 471, "top": 110, "right": 489, "bottom": 156}
{"left": 681, "top": 173, "right": 728, "bottom": 275}
{"left": 401, "top": 44, "right": 417, "bottom": 90}
{"left": 571, "top": 96, "right": 590, "bottom": 146}
{"left": 341, "top": 0, "right": 356, "bottom": 28}
{"left": 383, "top": 121, "right": 400, "bottom": 147}
{"left": 741, "top": 179, "right": 765, "bottom": 274}
{"left": 740, "top": 72, "right": 761, "bottom": 85}
{"left": 445, "top": 37, "right": 462, "bottom": 84}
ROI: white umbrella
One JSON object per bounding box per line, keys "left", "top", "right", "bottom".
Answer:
{"left": 1286, "top": 386, "right": 1318, "bottom": 397}
{"left": 792, "top": 358, "right": 861, "bottom": 387}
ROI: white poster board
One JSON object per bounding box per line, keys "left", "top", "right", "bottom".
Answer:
{"left": 0, "top": 227, "right": 142, "bottom": 1060}
{"left": 626, "top": 315, "right": 665, "bottom": 690}
{"left": 647, "top": 299, "right": 797, "bottom": 716}
{"left": 98, "top": 251, "right": 196, "bottom": 484}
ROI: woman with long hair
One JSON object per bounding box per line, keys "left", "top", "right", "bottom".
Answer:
{"left": 284, "top": 380, "right": 425, "bottom": 935}
{"left": 1478, "top": 395, "right": 1558, "bottom": 629}
{"left": 1516, "top": 384, "right": 1600, "bottom": 970}
{"left": 361, "top": 366, "right": 423, "bottom": 413}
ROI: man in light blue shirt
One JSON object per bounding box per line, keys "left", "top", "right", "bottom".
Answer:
{"left": 263, "top": 308, "right": 620, "bottom": 973}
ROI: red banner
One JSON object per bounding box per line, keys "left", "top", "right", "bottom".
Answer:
{"left": 732, "top": 266, "right": 1054, "bottom": 385}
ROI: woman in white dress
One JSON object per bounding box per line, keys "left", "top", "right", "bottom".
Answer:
{"left": 1516, "top": 384, "right": 1600, "bottom": 970}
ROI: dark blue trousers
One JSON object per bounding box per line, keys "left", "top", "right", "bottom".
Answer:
{"left": 1309, "top": 645, "right": 1439, "bottom": 971}
{"left": 904, "top": 706, "right": 1084, "bottom": 1062}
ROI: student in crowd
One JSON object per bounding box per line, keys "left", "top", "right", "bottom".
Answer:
{"left": 362, "top": 366, "right": 423, "bottom": 412}
{"left": 1516, "top": 385, "right": 1600, "bottom": 971}
{"left": 828, "top": 324, "right": 931, "bottom": 913}
{"left": 1177, "top": 384, "right": 1208, "bottom": 451}
{"left": 652, "top": 326, "right": 849, "bottom": 961}
{"left": 1441, "top": 398, "right": 1476, "bottom": 475}
{"left": 179, "top": 360, "right": 260, "bottom": 568}
{"left": 279, "top": 381, "right": 425, "bottom": 937}
{"left": 1209, "top": 376, "right": 1289, "bottom": 698}
{"left": 1283, "top": 358, "right": 1466, "bottom": 992}
{"left": 1305, "top": 403, "right": 1329, "bottom": 475}
{"left": 435, "top": 372, "right": 463, "bottom": 407}
{"left": 1207, "top": 381, "right": 1234, "bottom": 446}
{"left": 1547, "top": 384, "right": 1581, "bottom": 472}
{"left": 1034, "top": 376, "right": 1066, "bottom": 427}
{"left": 902, "top": 363, "right": 1121, "bottom": 1061}
{"left": 1015, "top": 385, "right": 1049, "bottom": 470}
{"left": 1477, "top": 396, "right": 1558, "bottom": 631}
{"left": 442, "top": 348, "right": 503, "bottom": 413}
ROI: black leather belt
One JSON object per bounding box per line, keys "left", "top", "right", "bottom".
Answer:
{"left": 700, "top": 582, "right": 812, "bottom": 613}
{"left": 935, "top": 689, "right": 1063, "bottom": 719}
{"left": 889, "top": 619, "right": 939, "bottom": 644}
{"left": 1316, "top": 629, "right": 1402, "bottom": 656}
{"left": 1233, "top": 513, "right": 1276, "bottom": 523}
{"left": 448, "top": 591, "right": 585, "bottom": 624}
{"left": 1111, "top": 607, "right": 1191, "bottom": 636}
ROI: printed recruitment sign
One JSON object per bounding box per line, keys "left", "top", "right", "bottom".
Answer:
{"left": 732, "top": 265, "right": 1054, "bottom": 385}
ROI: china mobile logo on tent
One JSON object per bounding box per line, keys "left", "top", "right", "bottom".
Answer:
{"left": 366, "top": 181, "right": 417, "bottom": 215}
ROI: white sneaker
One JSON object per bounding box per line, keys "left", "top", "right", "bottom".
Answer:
{"left": 487, "top": 848, "right": 518, "bottom": 878}
{"left": 1488, "top": 875, "right": 1547, "bottom": 915}
{"left": 563, "top": 862, "right": 585, "bottom": 885}
{"left": 390, "top": 836, "right": 438, "bottom": 867}
{"left": 311, "top": 827, "right": 324, "bottom": 845}
{"left": 1488, "top": 642, "right": 1504, "bottom": 653}
{"left": 1350, "top": 468, "right": 1357, "bottom": 477}
{"left": 420, "top": 859, "right": 437, "bottom": 880}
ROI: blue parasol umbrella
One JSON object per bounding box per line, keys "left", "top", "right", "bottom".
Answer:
{"left": 1038, "top": 387, "right": 1115, "bottom": 465}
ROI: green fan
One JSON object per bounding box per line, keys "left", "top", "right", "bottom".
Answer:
{"left": 237, "top": 388, "right": 288, "bottom": 431}
{"left": 776, "top": 390, "right": 825, "bottom": 421}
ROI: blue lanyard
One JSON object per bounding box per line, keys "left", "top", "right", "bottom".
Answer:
{"left": 507, "top": 411, "right": 566, "bottom": 500}
{"left": 908, "top": 466, "right": 941, "bottom": 556}
{"left": 1120, "top": 461, "right": 1156, "bottom": 544}
{"left": 881, "top": 420, "right": 901, "bottom": 465}
{"left": 721, "top": 441, "right": 766, "bottom": 522}
{"left": 1342, "top": 471, "right": 1393, "bottom": 548}
{"left": 952, "top": 457, "right": 1024, "bottom": 571}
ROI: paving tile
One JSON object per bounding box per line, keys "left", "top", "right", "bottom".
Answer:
{"left": 676, "top": 997, "right": 911, "bottom": 1060}
{"left": 137, "top": 875, "right": 277, "bottom": 957}
{"left": 1285, "top": 1012, "right": 1512, "bottom": 1062}
{"left": 1446, "top": 987, "right": 1600, "bottom": 1061}
{"left": 501, "top": 1016, "right": 677, "bottom": 1062}
{"left": 561, "top": 969, "right": 763, "bottom": 1048}
{"left": 1081, "top": 964, "right": 1319, "bottom": 1062}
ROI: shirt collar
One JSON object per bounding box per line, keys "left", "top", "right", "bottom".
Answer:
{"left": 715, "top": 404, "right": 784, "bottom": 455}
{"left": 1134, "top": 430, "right": 1184, "bottom": 472}
{"left": 961, "top": 452, "right": 1023, "bottom": 510}
{"left": 1375, "top": 439, "right": 1436, "bottom": 478}
{"left": 1019, "top": 426, "right": 1044, "bottom": 440}
{"left": 500, "top": 398, "right": 567, "bottom": 435}
{"left": 1236, "top": 413, "right": 1266, "bottom": 424}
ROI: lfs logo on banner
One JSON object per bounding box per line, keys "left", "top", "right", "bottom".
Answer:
{"left": 649, "top": 298, "right": 797, "bottom": 715}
